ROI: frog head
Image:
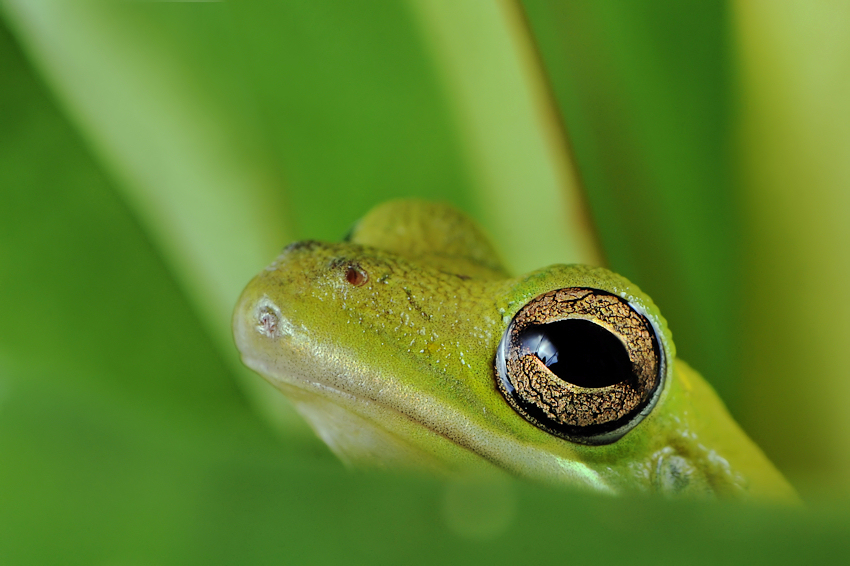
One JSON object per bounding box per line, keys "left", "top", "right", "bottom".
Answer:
{"left": 234, "top": 199, "right": 797, "bottom": 501}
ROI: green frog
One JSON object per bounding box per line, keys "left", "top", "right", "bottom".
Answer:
{"left": 233, "top": 199, "right": 796, "bottom": 501}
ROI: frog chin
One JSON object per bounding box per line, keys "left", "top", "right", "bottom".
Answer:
{"left": 238, "top": 344, "right": 500, "bottom": 476}
{"left": 279, "top": 380, "right": 500, "bottom": 476}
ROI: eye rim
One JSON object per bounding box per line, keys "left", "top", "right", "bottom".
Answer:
{"left": 494, "top": 287, "right": 665, "bottom": 446}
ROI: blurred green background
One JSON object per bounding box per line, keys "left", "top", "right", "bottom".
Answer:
{"left": 1, "top": 1, "right": 849, "bottom": 563}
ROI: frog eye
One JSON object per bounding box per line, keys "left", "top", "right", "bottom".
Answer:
{"left": 494, "top": 288, "right": 663, "bottom": 445}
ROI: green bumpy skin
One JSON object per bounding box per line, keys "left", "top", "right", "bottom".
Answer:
{"left": 233, "top": 199, "right": 797, "bottom": 501}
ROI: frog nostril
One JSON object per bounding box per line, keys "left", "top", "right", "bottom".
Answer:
{"left": 258, "top": 308, "right": 278, "bottom": 337}
{"left": 255, "top": 297, "right": 283, "bottom": 338}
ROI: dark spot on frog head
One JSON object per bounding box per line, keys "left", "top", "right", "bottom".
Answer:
{"left": 328, "top": 258, "right": 370, "bottom": 287}
{"left": 440, "top": 271, "right": 471, "bottom": 280}
{"left": 345, "top": 264, "right": 368, "bottom": 286}
{"left": 281, "top": 240, "right": 322, "bottom": 255}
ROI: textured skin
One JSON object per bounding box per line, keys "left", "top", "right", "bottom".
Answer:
{"left": 233, "top": 199, "right": 798, "bottom": 501}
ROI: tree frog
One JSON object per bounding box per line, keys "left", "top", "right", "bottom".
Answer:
{"left": 233, "top": 199, "right": 797, "bottom": 501}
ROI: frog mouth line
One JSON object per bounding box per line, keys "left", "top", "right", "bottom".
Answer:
{"left": 240, "top": 350, "right": 479, "bottom": 460}
{"left": 237, "top": 347, "right": 612, "bottom": 493}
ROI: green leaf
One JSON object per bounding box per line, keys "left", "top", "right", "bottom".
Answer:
{"left": 2, "top": 0, "right": 850, "bottom": 563}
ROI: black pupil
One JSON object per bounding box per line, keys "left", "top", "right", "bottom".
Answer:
{"left": 519, "top": 319, "right": 633, "bottom": 388}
